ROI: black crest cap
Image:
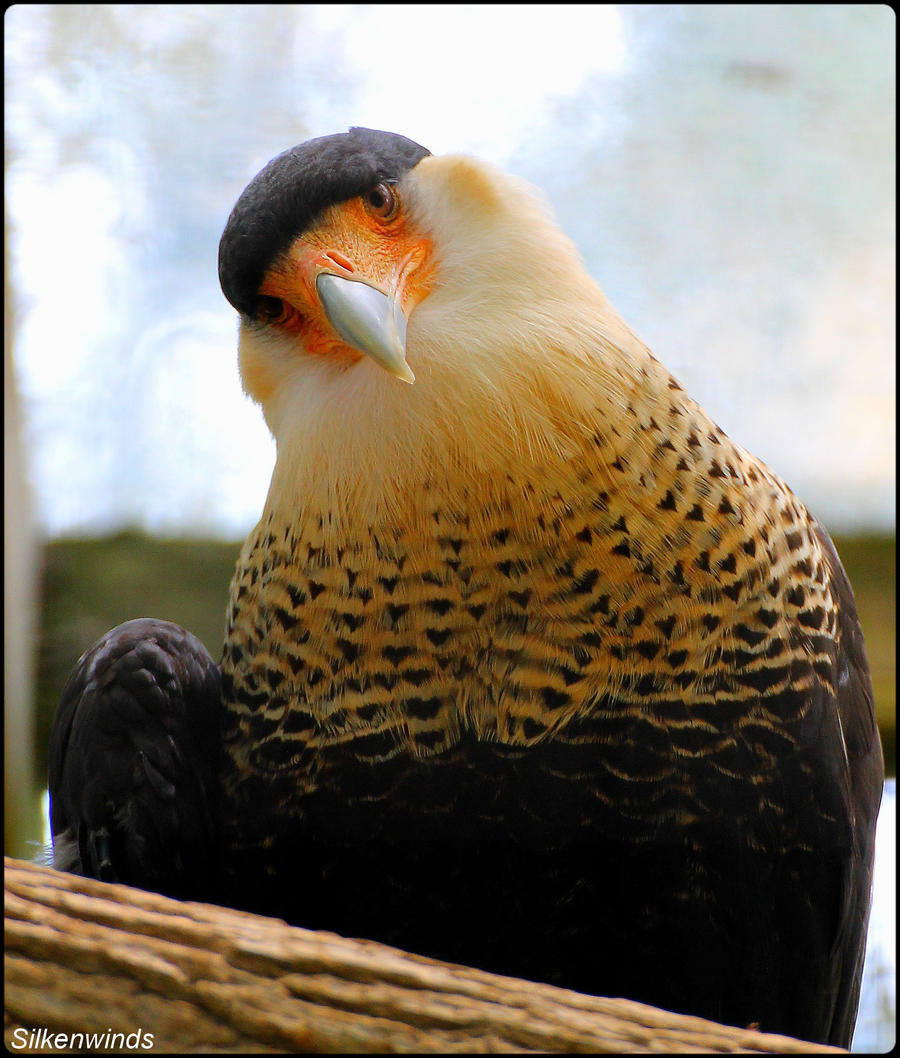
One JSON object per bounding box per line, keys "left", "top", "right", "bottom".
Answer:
{"left": 218, "top": 127, "right": 431, "bottom": 316}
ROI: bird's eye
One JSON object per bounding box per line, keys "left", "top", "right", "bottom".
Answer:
{"left": 255, "top": 296, "right": 290, "bottom": 325}
{"left": 363, "top": 183, "right": 399, "bottom": 221}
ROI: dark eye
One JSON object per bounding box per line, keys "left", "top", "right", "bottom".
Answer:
{"left": 363, "top": 182, "right": 399, "bottom": 221}
{"left": 255, "top": 296, "right": 290, "bottom": 325}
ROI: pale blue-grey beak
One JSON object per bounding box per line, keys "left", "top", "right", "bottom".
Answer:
{"left": 316, "top": 273, "right": 415, "bottom": 384}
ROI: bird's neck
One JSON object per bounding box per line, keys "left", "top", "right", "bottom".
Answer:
{"left": 258, "top": 315, "right": 784, "bottom": 566}
{"left": 230, "top": 317, "right": 831, "bottom": 750}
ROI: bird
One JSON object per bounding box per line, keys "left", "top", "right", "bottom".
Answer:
{"left": 50, "top": 127, "right": 883, "bottom": 1047}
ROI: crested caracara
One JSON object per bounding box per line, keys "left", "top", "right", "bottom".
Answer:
{"left": 50, "top": 127, "right": 883, "bottom": 1048}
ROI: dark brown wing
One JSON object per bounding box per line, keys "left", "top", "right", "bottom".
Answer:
{"left": 49, "top": 618, "right": 222, "bottom": 902}
{"left": 809, "top": 520, "right": 884, "bottom": 1045}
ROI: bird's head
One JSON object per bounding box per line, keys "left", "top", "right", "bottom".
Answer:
{"left": 219, "top": 128, "right": 650, "bottom": 521}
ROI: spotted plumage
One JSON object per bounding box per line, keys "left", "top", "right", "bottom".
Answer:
{"left": 50, "top": 129, "right": 882, "bottom": 1048}
{"left": 222, "top": 365, "right": 835, "bottom": 773}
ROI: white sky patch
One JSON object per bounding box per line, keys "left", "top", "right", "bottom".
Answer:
{"left": 7, "top": 157, "right": 274, "bottom": 537}
{"left": 134, "top": 312, "right": 275, "bottom": 538}
{"left": 870, "top": 779, "right": 896, "bottom": 965}
{"left": 9, "top": 163, "right": 125, "bottom": 397}
{"left": 41, "top": 789, "right": 51, "bottom": 850}
{"left": 306, "top": 4, "right": 627, "bottom": 160}
{"left": 855, "top": 779, "right": 896, "bottom": 1051}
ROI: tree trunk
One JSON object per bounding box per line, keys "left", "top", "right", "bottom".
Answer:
{"left": 4, "top": 243, "right": 42, "bottom": 862}
{"left": 4, "top": 858, "right": 840, "bottom": 1053}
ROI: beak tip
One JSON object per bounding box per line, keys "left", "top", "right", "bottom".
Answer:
{"left": 317, "top": 272, "right": 415, "bottom": 386}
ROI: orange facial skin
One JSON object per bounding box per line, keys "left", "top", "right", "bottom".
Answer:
{"left": 256, "top": 193, "right": 434, "bottom": 372}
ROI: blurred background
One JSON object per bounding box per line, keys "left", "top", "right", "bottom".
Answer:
{"left": 5, "top": 5, "right": 894, "bottom": 1048}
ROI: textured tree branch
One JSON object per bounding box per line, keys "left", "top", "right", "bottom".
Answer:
{"left": 5, "top": 858, "right": 840, "bottom": 1053}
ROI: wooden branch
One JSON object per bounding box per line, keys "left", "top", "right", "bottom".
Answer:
{"left": 5, "top": 858, "right": 840, "bottom": 1053}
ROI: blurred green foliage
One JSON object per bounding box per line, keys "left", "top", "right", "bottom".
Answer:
{"left": 33, "top": 531, "right": 894, "bottom": 785}
{"left": 831, "top": 533, "right": 895, "bottom": 773}
{"left": 34, "top": 531, "right": 240, "bottom": 784}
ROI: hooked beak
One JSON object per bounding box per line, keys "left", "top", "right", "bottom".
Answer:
{"left": 316, "top": 273, "right": 415, "bottom": 384}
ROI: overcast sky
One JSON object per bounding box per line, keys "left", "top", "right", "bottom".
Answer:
{"left": 6, "top": 5, "right": 895, "bottom": 537}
